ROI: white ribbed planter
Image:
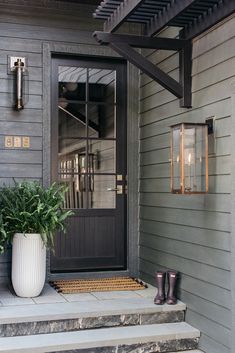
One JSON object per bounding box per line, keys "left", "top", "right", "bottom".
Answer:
{"left": 11, "top": 233, "right": 46, "bottom": 298}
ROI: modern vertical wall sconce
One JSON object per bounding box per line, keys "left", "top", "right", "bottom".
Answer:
{"left": 170, "top": 123, "right": 210, "bottom": 194}
{"left": 9, "top": 57, "right": 27, "bottom": 111}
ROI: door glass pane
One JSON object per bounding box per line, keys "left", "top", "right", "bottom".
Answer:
{"left": 60, "top": 173, "right": 116, "bottom": 209}
{"left": 88, "top": 69, "right": 116, "bottom": 104}
{"left": 59, "top": 66, "right": 87, "bottom": 102}
{"left": 91, "top": 175, "right": 116, "bottom": 209}
{"left": 59, "top": 104, "right": 86, "bottom": 139}
{"left": 59, "top": 174, "right": 86, "bottom": 209}
{"left": 88, "top": 104, "right": 115, "bottom": 138}
{"left": 88, "top": 139, "right": 116, "bottom": 174}
{"left": 58, "top": 139, "right": 86, "bottom": 175}
{"left": 58, "top": 148, "right": 88, "bottom": 210}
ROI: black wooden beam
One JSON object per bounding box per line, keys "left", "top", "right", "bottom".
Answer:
{"left": 179, "top": 39, "right": 192, "bottom": 108}
{"left": 104, "top": 0, "right": 146, "bottom": 32}
{"left": 109, "top": 42, "right": 183, "bottom": 98}
{"left": 146, "top": 0, "right": 197, "bottom": 37}
{"left": 93, "top": 30, "right": 193, "bottom": 107}
{"left": 182, "top": 0, "right": 235, "bottom": 40}
{"left": 94, "top": 31, "right": 187, "bottom": 50}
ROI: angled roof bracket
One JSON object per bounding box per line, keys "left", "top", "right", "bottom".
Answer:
{"left": 93, "top": 31, "right": 192, "bottom": 108}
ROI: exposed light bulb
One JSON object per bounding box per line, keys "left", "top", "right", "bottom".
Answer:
{"left": 188, "top": 153, "right": 191, "bottom": 165}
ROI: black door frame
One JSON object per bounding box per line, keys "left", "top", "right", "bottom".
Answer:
{"left": 42, "top": 42, "right": 139, "bottom": 280}
{"left": 50, "top": 55, "right": 128, "bottom": 273}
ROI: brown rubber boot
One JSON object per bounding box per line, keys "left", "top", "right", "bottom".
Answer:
{"left": 154, "top": 271, "right": 166, "bottom": 305}
{"left": 166, "top": 271, "right": 178, "bottom": 305}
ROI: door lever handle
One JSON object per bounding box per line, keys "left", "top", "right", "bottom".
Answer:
{"left": 107, "top": 186, "right": 123, "bottom": 194}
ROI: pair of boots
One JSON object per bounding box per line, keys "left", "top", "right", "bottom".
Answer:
{"left": 154, "top": 271, "right": 178, "bottom": 305}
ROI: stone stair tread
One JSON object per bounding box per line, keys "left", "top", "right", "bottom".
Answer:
{"left": 0, "top": 297, "right": 186, "bottom": 324}
{"left": 0, "top": 322, "right": 200, "bottom": 353}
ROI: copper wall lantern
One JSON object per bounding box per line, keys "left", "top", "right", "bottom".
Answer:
{"left": 170, "top": 123, "right": 209, "bottom": 194}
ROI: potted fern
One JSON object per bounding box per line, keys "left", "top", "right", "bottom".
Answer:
{"left": 0, "top": 181, "right": 72, "bottom": 298}
{"left": 0, "top": 215, "right": 7, "bottom": 255}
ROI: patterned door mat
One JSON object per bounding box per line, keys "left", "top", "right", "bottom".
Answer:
{"left": 50, "top": 277, "right": 147, "bottom": 294}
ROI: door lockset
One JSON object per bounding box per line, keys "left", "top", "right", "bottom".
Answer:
{"left": 107, "top": 185, "right": 123, "bottom": 194}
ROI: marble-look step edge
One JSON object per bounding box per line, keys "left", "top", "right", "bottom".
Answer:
{"left": 0, "top": 310, "right": 185, "bottom": 337}
{"left": 0, "top": 298, "right": 186, "bottom": 324}
{"left": 0, "top": 322, "right": 200, "bottom": 353}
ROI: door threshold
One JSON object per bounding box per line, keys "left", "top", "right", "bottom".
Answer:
{"left": 49, "top": 270, "right": 131, "bottom": 281}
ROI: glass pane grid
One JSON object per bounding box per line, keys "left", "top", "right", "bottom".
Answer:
{"left": 58, "top": 65, "right": 117, "bottom": 209}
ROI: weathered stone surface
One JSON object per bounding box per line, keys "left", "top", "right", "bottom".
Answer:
{"left": 0, "top": 319, "right": 80, "bottom": 337}
{"left": 118, "top": 342, "right": 160, "bottom": 353}
{"left": 0, "top": 315, "right": 124, "bottom": 336}
{"left": 121, "top": 314, "right": 140, "bottom": 326}
{"left": 140, "top": 311, "right": 184, "bottom": 325}
{"left": 80, "top": 315, "right": 122, "bottom": 329}
{"left": 118, "top": 338, "right": 199, "bottom": 352}
{"left": 158, "top": 338, "right": 199, "bottom": 352}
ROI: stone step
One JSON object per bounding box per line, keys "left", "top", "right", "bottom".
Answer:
{"left": 0, "top": 297, "right": 186, "bottom": 336}
{"left": 0, "top": 322, "right": 200, "bottom": 353}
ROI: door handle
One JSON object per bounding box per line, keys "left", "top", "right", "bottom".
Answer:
{"left": 107, "top": 185, "right": 123, "bottom": 194}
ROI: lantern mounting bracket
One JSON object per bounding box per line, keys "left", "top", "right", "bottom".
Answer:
{"left": 205, "top": 118, "right": 214, "bottom": 135}
{"left": 93, "top": 31, "right": 192, "bottom": 108}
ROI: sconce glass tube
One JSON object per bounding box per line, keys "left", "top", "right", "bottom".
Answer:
{"left": 171, "top": 123, "right": 208, "bottom": 194}
{"left": 14, "top": 58, "right": 25, "bottom": 111}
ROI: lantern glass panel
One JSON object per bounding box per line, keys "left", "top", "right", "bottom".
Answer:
{"left": 184, "top": 126, "right": 195, "bottom": 192}
{"left": 196, "top": 125, "right": 207, "bottom": 192}
{"left": 171, "top": 126, "right": 181, "bottom": 192}
{"left": 171, "top": 123, "right": 208, "bottom": 194}
{"left": 183, "top": 124, "right": 207, "bottom": 193}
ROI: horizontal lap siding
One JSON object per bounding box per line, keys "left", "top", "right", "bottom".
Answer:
{"left": 0, "top": 0, "right": 101, "bottom": 283}
{"left": 139, "top": 16, "right": 235, "bottom": 353}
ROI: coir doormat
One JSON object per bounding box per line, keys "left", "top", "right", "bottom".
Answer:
{"left": 50, "top": 277, "right": 147, "bottom": 294}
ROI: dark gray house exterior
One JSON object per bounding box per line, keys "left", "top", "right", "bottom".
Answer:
{"left": 0, "top": 1, "right": 234, "bottom": 353}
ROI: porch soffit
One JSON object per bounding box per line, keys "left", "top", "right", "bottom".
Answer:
{"left": 92, "top": 0, "right": 235, "bottom": 108}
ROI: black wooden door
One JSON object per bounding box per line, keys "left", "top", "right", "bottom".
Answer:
{"left": 50, "top": 56, "right": 127, "bottom": 272}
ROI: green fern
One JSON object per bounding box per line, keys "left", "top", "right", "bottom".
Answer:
{"left": 0, "top": 181, "right": 73, "bottom": 253}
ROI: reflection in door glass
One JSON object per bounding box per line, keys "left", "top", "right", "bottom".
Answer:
{"left": 58, "top": 66, "right": 87, "bottom": 101}
{"left": 92, "top": 175, "right": 116, "bottom": 209}
{"left": 88, "top": 139, "right": 116, "bottom": 174}
{"left": 88, "top": 69, "right": 116, "bottom": 138}
{"left": 58, "top": 104, "right": 86, "bottom": 139}
{"left": 58, "top": 65, "right": 117, "bottom": 209}
{"left": 58, "top": 138, "right": 86, "bottom": 209}
{"left": 88, "top": 69, "right": 116, "bottom": 103}
{"left": 88, "top": 104, "right": 115, "bottom": 138}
